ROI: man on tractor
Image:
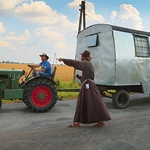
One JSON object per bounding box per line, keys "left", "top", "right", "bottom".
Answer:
{"left": 28, "top": 53, "right": 51, "bottom": 77}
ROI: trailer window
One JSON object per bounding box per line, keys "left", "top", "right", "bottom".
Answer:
{"left": 86, "top": 34, "right": 98, "bottom": 47}
{"left": 134, "top": 35, "right": 150, "bottom": 57}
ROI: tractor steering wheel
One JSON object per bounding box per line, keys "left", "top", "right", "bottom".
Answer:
{"left": 25, "top": 68, "right": 33, "bottom": 81}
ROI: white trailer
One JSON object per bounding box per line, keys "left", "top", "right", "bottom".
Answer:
{"left": 75, "top": 24, "right": 150, "bottom": 108}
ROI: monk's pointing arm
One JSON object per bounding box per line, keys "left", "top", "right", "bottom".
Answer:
{"left": 63, "top": 59, "right": 84, "bottom": 71}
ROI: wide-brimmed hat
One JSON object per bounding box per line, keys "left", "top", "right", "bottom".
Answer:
{"left": 39, "top": 53, "right": 49, "bottom": 60}
{"left": 80, "top": 50, "right": 92, "bottom": 61}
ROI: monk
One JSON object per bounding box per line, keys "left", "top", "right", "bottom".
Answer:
{"left": 57, "top": 50, "right": 111, "bottom": 127}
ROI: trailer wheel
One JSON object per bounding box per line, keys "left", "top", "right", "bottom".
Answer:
{"left": 0, "top": 97, "right": 2, "bottom": 108}
{"left": 112, "top": 90, "right": 130, "bottom": 109}
{"left": 24, "top": 79, "right": 57, "bottom": 113}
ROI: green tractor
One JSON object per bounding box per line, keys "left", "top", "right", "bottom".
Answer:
{"left": 0, "top": 67, "right": 58, "bottom": 112}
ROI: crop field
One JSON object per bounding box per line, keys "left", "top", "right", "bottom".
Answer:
{"left": 0, "top": 63, "right": 74, "bottom": 81}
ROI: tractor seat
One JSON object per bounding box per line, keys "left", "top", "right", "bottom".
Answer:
{"left": 51, "top": 66, "right": 56, "bottom": 80}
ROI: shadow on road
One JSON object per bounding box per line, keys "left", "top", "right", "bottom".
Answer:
{"left": 130, "top": 95, "right": 150, "bottom": 107}
{"left": 0, "top": 103, "right": 39, "bottom": 114}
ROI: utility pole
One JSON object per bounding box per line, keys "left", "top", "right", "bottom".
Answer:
{"left": 78, "top": 0, "right": 86, "bottom": 34}
{"left": 53, "top": 52, "right": 57, "bottom": 64}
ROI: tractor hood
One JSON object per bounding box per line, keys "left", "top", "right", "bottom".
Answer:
{"left": 0, "top": 69, "right": 25, "bottom": 76}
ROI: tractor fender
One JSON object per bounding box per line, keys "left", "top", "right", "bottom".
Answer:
{"left": 24, "top": 76, "right": 56, "bottom": 87}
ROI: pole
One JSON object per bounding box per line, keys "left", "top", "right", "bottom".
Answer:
{"left": 78, "top": 1, "right": 83, "bottom": 34}
{"left": 53, "top": 52, "right": 56, "bottom": 64}
{"left": 78, "top": 1, "right": 86, "bottom": 34}
{"left": 82, "top": 0, "right": 86, "bottom": 30}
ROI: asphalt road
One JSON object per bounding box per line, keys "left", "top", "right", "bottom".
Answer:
{"left": 0, "top": 94, "right": 150, "bottom": 150}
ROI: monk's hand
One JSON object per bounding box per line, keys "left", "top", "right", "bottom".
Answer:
{"left": 57, "top": 58, "right": 63, "bottom": 62}
{"left": 76, "top": 74, "right": 81, "bottom": 79}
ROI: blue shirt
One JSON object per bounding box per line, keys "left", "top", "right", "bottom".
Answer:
{"left": 40, "top": 61, "right": 51, "bottom": 76}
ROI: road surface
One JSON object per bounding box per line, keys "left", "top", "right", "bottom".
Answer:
{"left": 0, "top": 94, "right": 150, "bottom": 150}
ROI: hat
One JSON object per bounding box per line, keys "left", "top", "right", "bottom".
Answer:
{"left": 80, "top": 50, "right": 92, "bottom": 61}
{"left": 39, "top": 53, "right": 49, "bottom": 60}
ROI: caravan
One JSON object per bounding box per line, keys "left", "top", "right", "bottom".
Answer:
{"left": 75, "top": 24, "right": 150, "bottom": 108}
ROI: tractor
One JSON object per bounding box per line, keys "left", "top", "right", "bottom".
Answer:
{"left": 0, "top": 67, "right": 58, "bottom": 112}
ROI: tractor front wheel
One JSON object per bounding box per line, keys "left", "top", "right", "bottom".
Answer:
{"left": 24, "top": 79, "right": 57, "bottom": 112}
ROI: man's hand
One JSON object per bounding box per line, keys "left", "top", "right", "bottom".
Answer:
{"left": 33, "top": 68, "right": 36, "bottom": 72}
{"left": 28, "top": 64, "right": 33, "bottom": 68}
{"left": 57, "top": 58, "right": 63, "bottom": 62}
{"left": 28, "top": 64, "right": 40, "bottom": 68}
{"left": 28, "top": 64, "right": 36, "bottom": 71}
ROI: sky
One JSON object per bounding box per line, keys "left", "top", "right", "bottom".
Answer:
{"left": 0, "top": 0, "right": 150, "bottom": 63}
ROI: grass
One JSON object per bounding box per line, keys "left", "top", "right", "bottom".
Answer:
{"left": 57, "top": 92, "right": 79, "bottom": 100}
{"left": 2, "top": 99, "right": 22, "bottom": 104}
{"left": 56, "top": 79, "right": 80, "bottom": 100}
{"left": 55, "top": 79, "right": 80, "bottom": 89}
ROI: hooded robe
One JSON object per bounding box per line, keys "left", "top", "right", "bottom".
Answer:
{"left": 63, "top": 59, "right": 111, "bottom": 123}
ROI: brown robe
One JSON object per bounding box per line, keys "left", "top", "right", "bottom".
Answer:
{"left": 63, "top": 59, "right": 111, "bottom": 124}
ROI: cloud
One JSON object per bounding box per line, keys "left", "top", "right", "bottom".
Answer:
{"left": 68, "top": 0, "right": 81, "bottom": 8}
{"left": 0, "top": 39, "right": 10, "bottom": 48}
{"left": 0, "top": 0, "right": 25, "bottom": 15}
{"left": 68, "top": 0, "right": 106, "bottom": 25}
{"left": 86, "top": 1, "right": 106, "bottom": 24}
{"left": 5, "top": 29, "right": 31, "bottom": 43}
{"left": 0, "top": 1, "right": 78, "bottom": 63}
{"left": 32, "top": 26, "right": 77, "bottom": 60}
{"left": 14, "top": 1, "right": 78, "bottom": 58}
{"left": 34, "top": 27, "right": 64, "bottom": 40}
{"left": 0, "top": 29, "right": 38, "bottom": 62}
{"left": 0, "top": 0, "right": 75, "bottom": 29}
{"left": 111, "top": 10, "right": 117, "bottom": 20}
{"left": 0, "top": 22, "right": 5, "bottom": 33}
{"left": 0, "top": 29, "right": 31, "bottom": 52}
{"left": 0, "top": 0, "right": 144, "bottom": 63}
{"left": 111, "top": 4, "right": 143, "bottom": 30}
{"left": 69, "top": 1, "right": 143, "bottom": 30}
{"left": 14, "top": 1, "right": 75, "bottom": 28}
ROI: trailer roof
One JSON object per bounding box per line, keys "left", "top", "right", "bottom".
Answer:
{"left": 80, "top": 24, "right": 150, "bottom": 36}
{"left": 111, "top": 25, "right": 150, "bottom": 36}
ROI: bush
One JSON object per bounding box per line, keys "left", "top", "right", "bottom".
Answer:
{"left": 56, "top": 80, "right": 81, "bottom": 89}
{"left": 55, "top": 79, "right": 81, "bottom": 99}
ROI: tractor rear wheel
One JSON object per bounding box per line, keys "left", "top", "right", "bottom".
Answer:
{"left": 0, "top": 97, "right": 2, "bottom": 108}
{"left": 23, "top": 79, "right": 57, "bottom": 112}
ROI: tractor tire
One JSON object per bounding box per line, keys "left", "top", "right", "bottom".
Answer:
{"left": 23, "top": 79, "right": 57, "bottom": 113}
{"left": 0, "top": 97, "right": 2, "bottom": 108}
{"left": 112, "top": 90, "right": 130, "bottom": 109}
